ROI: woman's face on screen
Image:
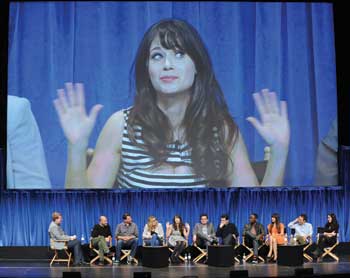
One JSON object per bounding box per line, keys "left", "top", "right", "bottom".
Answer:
{"left": 148, "top": 36, "right": 196, "bottom": 95}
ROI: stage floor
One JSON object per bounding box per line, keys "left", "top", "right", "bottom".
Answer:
{"left": 1, "top": 257, "right": 350, "bottom": 278}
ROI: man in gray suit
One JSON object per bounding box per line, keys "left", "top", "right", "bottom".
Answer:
{"left": 193, "top": 214, "right": 217, "bottom": 248}
{"left": 48, "top": 212, "right": 87, "bottom": 266}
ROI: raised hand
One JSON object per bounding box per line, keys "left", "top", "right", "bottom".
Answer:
{"left": 53, "top": 83, "right": 103, "bottom": 147}
{"left": 247, "top": 89, "right": 290, "bottom": 151}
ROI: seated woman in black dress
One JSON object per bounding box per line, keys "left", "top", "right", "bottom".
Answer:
{"left": 312, "top": 213, "right": 339, "bottom": 260}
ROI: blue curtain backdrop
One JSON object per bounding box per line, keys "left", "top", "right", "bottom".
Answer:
{"left": 0, "top": 187, "right": 347, "bottom": 246}
{"left": 7, "top": 1, "right": 337, "bottom": 188}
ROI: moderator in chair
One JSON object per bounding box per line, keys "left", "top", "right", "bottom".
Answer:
{"left": 49, "top": 238, "right": 73, "bottom": 267}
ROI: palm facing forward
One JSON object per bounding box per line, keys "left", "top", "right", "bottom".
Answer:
{"left": 247, "top": 89, "right": 290, "bottom": 151}
{"left": 53, "top": 82, "right": 103, "bottom": 146}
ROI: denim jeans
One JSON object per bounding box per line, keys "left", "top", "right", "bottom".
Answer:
{"left": 115, "top": 238, "right": 138, "bottom": 260}
{"left": 144, "top": 234, "right": 162, "bottom": 246}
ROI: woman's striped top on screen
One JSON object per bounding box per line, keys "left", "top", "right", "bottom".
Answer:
{"left": 116, "top": 108, "right": 207, "bottom": 189}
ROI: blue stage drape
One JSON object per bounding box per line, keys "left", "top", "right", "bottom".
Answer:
{"left": 0, "top": 187, "right": 347, "bottom": 246}
{"left": 7, "top": 2, "right": 337, "bottom": 188}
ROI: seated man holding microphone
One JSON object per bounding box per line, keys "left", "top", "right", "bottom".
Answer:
{"left": 48, "top": 212, "right": 88, "bottom": 266}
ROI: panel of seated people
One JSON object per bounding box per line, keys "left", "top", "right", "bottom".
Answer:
{"left": 48, "top": 211, "right": 340, "bottom": 266}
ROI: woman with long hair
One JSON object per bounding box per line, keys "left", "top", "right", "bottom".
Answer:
{"left": 266, "top": 213, "right": 285, "bottom": 262}
{"left": 312, "top": 213, "right": 339, "bottom": 260}
{"left": 142, "top": 216, "right": 164, "bottom": 246}
{"left": 166, "top": 215, "right": 189, "bottom": 264}
{"left": 53, "top": 19, "right": 290, "bottom": 188}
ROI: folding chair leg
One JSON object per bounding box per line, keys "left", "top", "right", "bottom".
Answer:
{"left": 120, "top": 250, "right": 137, "bottom": 264}
{"left": 193, "top": 253, "right": 206, "bottom": 263}
{"left": 90, "top": 256, "right": 99, "bottom": 265}
{"left": 68, "top": 254, "right": 72, "bottom": 267}
{"left": 322, "top": 247, "right": 339, "bottom": 262}
{"left": 50, "top": 252, "right": 57, "bottom": 266}
{"left": 303, "top": 253, "right": 313, "bottom": 262}
{"left": 120, "top": 251, "right": 129, "bottom": 261}
{"left": 244, "top": 253, "right": 254, "bottom": 261}
{"left": 66, "top": 250, "right": 72, "bottom": 267}
{"left": 328, "top": 252, "right": 339, "bottom": 261}
{"left": 105, "top": 256, "right": 113, "bottom": 264}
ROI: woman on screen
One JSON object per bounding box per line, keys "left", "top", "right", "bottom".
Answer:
{"left": 53, "top": 19, "right": 290, "bottom": 189}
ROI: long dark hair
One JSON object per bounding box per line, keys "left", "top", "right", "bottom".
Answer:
{"left": 269, "top": 213, "right": 282, "bottom": 233}
{"left": 327, "top": 213, "right": 338, "bottom": 226}
{"left": 172, "top": 215, "right": 185, "bottom": 236}
{"left": 127, "top": 19, "right": 238, "bottom": 185}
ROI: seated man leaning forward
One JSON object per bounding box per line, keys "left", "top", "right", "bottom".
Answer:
{"left": 91, "top": 215, "right": 114, "bottom": 265}
{"left": 242, "top": 213, "right": 265, "bottom": 264}
{"left": 215, "top": 214, "right": 239, "bottom": 245}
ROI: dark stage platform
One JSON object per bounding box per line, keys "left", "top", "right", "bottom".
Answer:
{"left": 1, "top": 257, "right": 350, "bottom": 278}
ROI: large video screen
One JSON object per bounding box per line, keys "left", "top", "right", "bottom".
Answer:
{"left": 6, "top": 1, "right": 338, "bottom": 189}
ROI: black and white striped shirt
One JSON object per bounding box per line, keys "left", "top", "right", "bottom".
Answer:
{"left": 116, "top": 108, "right": 208, "bottom": 189}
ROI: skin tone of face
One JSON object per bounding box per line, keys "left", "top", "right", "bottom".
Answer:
{"left": 249, "top": 215, "right": 256, "bottom": 224}
{"left": 99, "top": 216, "right": 108, "bottom": 226}
{"left": 200, "top": 216, "right": 208, "bottom": 225}
{"left": 148, "top": 36, "right": 197, "bottom": 97}
{"left": 220, "top": 218, "right": 229, "bottom": 227}
{"left": 124, "top": 216, "right": 132, "bottom": 224}
{"left": 272, "top": 217, "right": 276, "bottom": 224}
{"left": 328, "top": 215, "right": 332, "bottom": 223}
{"left": 174, "top": 217, "right": 181, "bottom": 225}
{"left": 297, "top": 216, "right": 305, "bottom": 225}
{"left": 55, "top": 215, "right": 62, "bottom": 225}
{"left": 150, "top": 218, "right": 157, "bottom": 229}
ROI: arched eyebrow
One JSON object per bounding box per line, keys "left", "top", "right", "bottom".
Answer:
{"left": 150, "top": 46, "right": 162, "bottom": 52}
